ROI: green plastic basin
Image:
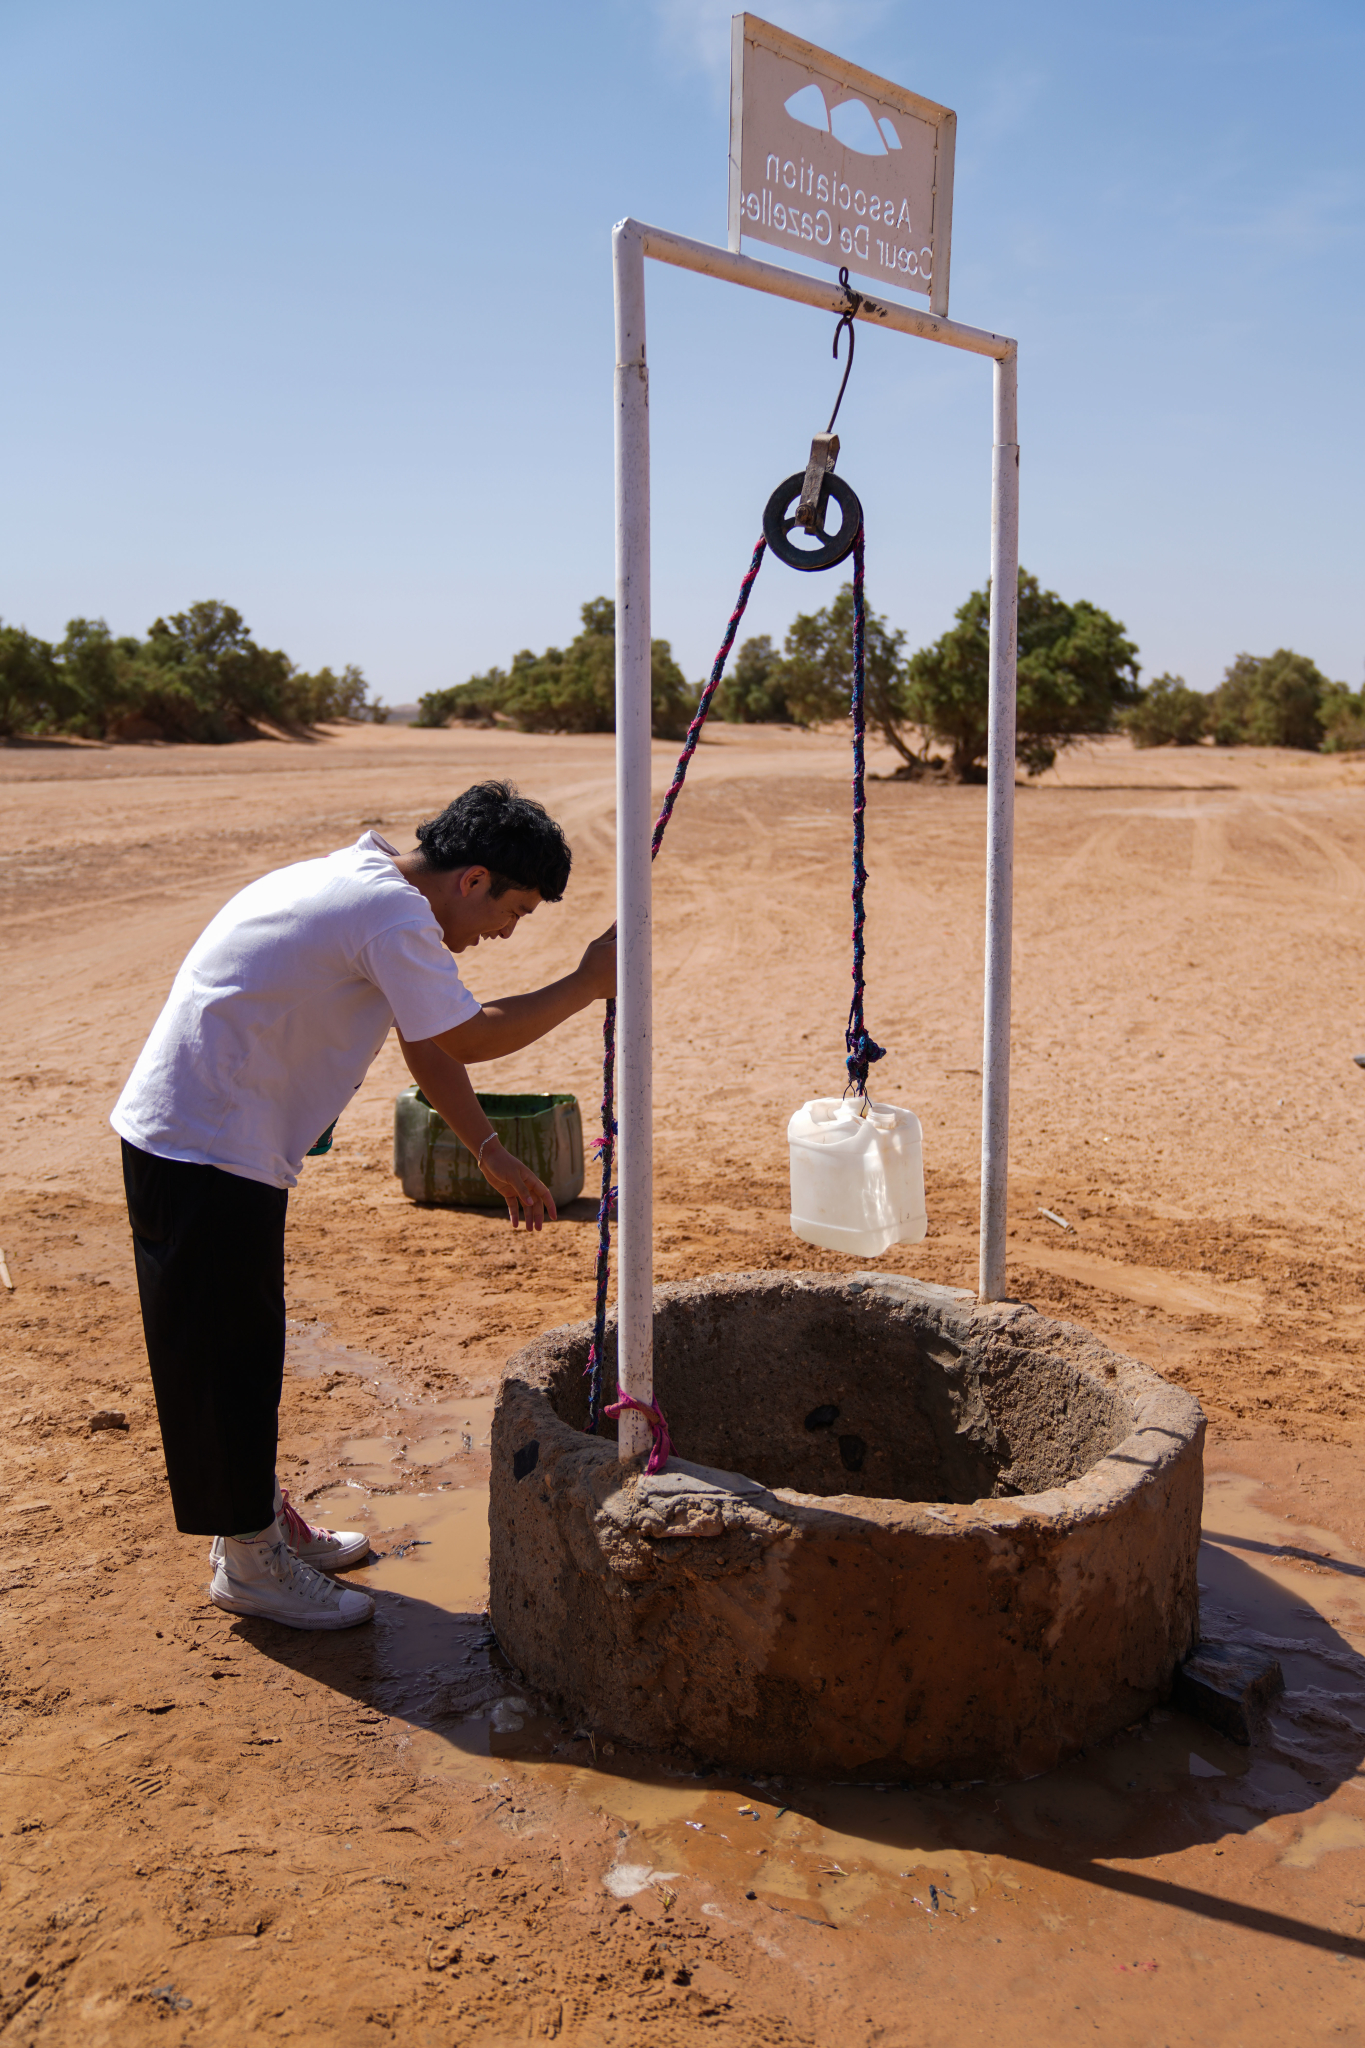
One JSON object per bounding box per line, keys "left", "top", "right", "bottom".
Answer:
{"left": 392, "top": 1084, "right": 585, "bottom": 1209}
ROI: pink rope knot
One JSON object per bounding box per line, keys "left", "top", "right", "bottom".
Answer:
{"left": 603, "top": 1392, "right": 673, "bottom": 1474}
{"left": 278, "top": 1488, "right": 318, "bottom": 1548}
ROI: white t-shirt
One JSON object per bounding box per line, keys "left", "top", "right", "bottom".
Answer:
{"left": 111, "top": 832, "right": 479, "bottom": 1189}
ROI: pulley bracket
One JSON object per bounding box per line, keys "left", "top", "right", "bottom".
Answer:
{"left": 795, "top": 431, "right": 841, "bottom": 532}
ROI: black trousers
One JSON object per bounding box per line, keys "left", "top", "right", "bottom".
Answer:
{"left": 121, "top": 1139, "right": 287, "bottom": 1535}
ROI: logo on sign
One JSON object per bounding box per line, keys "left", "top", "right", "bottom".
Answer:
{"left": 783, "top": 82, "right": 902, "bottom": 156}
{"left": 728, "top": 15, "right": 955, "bottom": 310}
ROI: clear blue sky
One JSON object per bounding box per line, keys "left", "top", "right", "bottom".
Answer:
{"left": 1, "top": 0, "right": 1360, "bottom": 703}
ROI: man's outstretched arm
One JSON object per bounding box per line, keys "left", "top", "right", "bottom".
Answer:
{"left": 396, "top": 924, "right": 614, "bottom": 1230}
{"left": 431, "top": 924, "right": 615, "bottom": 1064}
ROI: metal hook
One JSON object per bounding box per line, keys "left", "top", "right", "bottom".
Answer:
{"left": 826, "top": 266, "right": 863, "bottom": 433}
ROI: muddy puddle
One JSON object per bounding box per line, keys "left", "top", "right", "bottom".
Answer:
{"left": 289, "top": 1327, "right": 1365, "bottom": 1920}
{"left": 285, "top": 1317, "right": 397, "bottom": 1388}
{"left": 289, "top": 1322, "right": 508, "bottom": 1743}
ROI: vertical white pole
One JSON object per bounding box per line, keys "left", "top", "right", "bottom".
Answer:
{"left": 612, "top": 219, "right": 655, "bottom": 1460}
{"left": 978, "top": 347, "right": 1019, "bottom": 1302}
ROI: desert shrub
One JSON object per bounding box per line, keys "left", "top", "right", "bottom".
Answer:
{"left": 0, "top": 602, "right": 376, "bottom": 742}
{"left": 707, "top": 594, "right": 924, "bottom": 758}
{"left": 1120, "top": 673, "right": 1209, "bottom": 747}
{"left": 414, "top": 669, "right": 507, "bottom": 728}
{"left": 707, "top": 570, "right": 1140, "bottom": 781}
{"left": 779, "top": 586, "right": 905, "bottom": 723}
{"left": 130, "top": 602, "right": 297, "bottom": 741}
{"left": 714, "top": 635, "right": 787, "bottom": 723}
{"left": 904, "top": 571, "right": 1141, "bottom": 778}
{"left": 496, "top": 600, "right": 617, "bottom": 735}
{"left": 1320, "top": 681, "right": 1365, "bottom": 753}
{"left": 0, "top": 625, "right": 71, "bottom": 736}
{"left": 1206, "top": 650, "right": 1331, "bottom": 750}
{"left": 415, "top": 598, "right": 696, "bottom": 740}
{"left": 47, "top": 618, "right": 148, "bottom": 736}
{"left": 276, "top": 661, "right": 372, "bottom": 726}
{"left": 768, "top": 585, "right": 927, "bottom": 768}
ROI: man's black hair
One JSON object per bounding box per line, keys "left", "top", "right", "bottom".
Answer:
{"left": 413, "top": 781, "right": 572, "bottom": 901}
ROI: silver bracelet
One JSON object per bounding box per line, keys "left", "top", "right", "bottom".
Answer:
{"left": 476, "top": 1131, "right": 497, "bottom": 1167}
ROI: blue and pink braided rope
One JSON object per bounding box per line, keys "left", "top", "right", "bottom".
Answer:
{"left": 845, "top": 526, "right": 885, "bottom": 1098}
{"left": 582, "top": 999, "right": 618, "bottom": 1437}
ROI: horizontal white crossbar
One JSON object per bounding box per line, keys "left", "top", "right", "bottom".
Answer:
{"left": 630, "top": 218, "right": 1015, "bottom": 362}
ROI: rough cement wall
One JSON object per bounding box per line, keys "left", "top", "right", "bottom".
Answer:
{"left": 489, "top": 1272, "right": 1204, "bottom": 1783}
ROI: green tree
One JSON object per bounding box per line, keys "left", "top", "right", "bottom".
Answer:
{"left": 277, "top": 661, "right": 374, "bottom": 726}
{"left": 50, "top": 617, "right": 153, "bottom": 737}
{"left": 497, "top": 598, "right": 616, "bottom": 735}
{"left": 413, "top": 668, "right": 506, "bottom": 728}
{"left": 903, "top": 570, "right": 1141, "bottom": 779}
{"left": 772, "top": 585, "right": 922, "bottom": 768}
{"left": 415, "top": 598, "right": 695, "bottom": 740}
{"left": 710, "top": 588, "right": 925, "bottom": 762}
{"left": 714, "top": 635, "right": 787, "bottom": 723}
{"left": 0, "top": 602, "right": 373, "bottom": 742}
{"left": 0, "top": 624, "right": 68, "bottom": 737}
{"left": 1207, "top": 649, "right": 1333, "bottom": 750}
{"left": 1120, "top": 673, "right": 1209, "bottom": 748}
{"left": 131, "top": 601, "right": 294, "bottom": 741}
{"left": 1320, "top": 680, "right": 1365, "bottom": 754}
{"left": 0, "top": 625, "right": 65, "bottom": 736}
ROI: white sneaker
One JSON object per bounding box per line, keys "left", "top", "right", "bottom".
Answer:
{"left": 208, "top": 1484, "right": 370, "bottom": 1576}
{"left": 209, "top": 1521, "right": 374, "bottom": 1631}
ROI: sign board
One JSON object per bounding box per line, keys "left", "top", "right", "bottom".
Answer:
{"left": 727, "top": 13, "right": 956, "bottom": 316}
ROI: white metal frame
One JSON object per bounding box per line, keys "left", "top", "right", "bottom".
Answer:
{"left": 612, "top": 216, "right": 1019, "bottom": 1460}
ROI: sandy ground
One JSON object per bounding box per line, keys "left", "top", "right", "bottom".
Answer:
{"left": 1, "top": 720, "right": 1364, "bottom": 2044}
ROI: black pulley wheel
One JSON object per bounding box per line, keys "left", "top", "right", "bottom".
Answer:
{"left": 762, "top": 470, "right": 863, "bottom": 573}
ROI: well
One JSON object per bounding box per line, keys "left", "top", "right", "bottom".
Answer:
{"left": 489, "top": 1272, "right": 1204, "bottom": 1782}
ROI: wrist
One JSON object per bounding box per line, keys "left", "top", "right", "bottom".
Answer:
{"left": 571, "top": 963, "right": 609, "bottom": 1007}
{"left": 475, "top": 1129, "right": 499, "bottom": 1168}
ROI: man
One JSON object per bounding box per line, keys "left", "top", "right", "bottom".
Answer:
{"left": 112, "top": 780, "right": 614, "bottom": 1632}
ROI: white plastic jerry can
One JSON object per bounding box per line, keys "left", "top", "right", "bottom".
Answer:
{"left": 787, "top": 1096, "right": 927, "bottom": 1257}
